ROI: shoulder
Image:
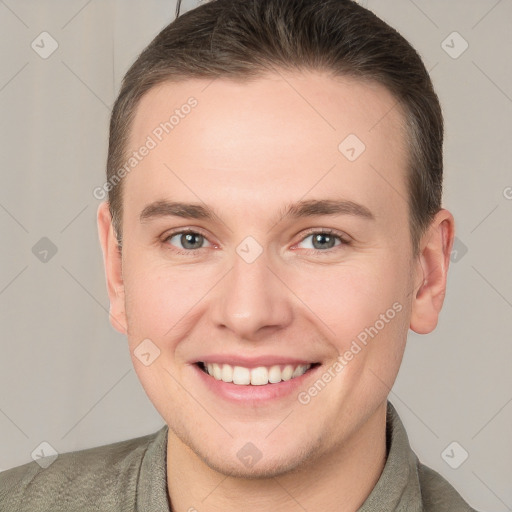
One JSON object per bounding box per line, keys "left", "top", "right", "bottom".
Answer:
{"left": 418, "top": 462, "right": 480, "bottom": 512}
{"left": 0, "top": 429, "right": 161, "bottom": 512}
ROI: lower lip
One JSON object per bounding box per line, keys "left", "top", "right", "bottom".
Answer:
{"left": 193, "top": 364, "right": 321, "bottom": 403}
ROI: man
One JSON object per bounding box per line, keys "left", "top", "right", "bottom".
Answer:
{"left": 0, "top": 0, "right": 480, "bottom": 510}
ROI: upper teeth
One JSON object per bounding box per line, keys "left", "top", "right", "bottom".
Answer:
{"left": 203, "top": 363, "right": 311, "bottom": 385}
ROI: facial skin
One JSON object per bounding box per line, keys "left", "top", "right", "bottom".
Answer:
{"left": 97, "top": 71, "right": 454, "bottom": 511}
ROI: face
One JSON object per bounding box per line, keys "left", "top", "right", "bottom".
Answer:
{"left": 98, "top": 71, "right": 448, "bottom": 478}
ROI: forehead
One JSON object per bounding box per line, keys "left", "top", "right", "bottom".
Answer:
{"left": 124, "top": 71, "right": 409, "bottom": 225}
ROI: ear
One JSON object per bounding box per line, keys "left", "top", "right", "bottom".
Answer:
{"left": 97, "top": 201, "right": 127, "bottom": 335}
{"left": 410, "top": 208, "right": 455, "bottom": 334}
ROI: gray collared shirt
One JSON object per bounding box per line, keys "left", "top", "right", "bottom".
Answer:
{"left": 0, "top": 402, "right": 479, "bottom": 511}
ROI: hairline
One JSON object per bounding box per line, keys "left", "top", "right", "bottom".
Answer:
{"left": 110, "top": 70, "right": 425, "bottom": 259}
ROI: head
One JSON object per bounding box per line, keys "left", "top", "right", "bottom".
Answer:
{"left": 98, "top": 0, "right": 454, "bottom": 478}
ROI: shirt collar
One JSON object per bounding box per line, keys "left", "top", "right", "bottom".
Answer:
{"left": 358, "top": 401, "right": 423, "bottom": 511}
{"left": 137, "top": 422, "right": 172, "bottom": 512}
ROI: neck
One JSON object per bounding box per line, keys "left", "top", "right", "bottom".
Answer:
{"left": 167, "top": 403, "right": 387, "bottom": 512}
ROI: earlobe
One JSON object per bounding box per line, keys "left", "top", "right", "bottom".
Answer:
{"left": 410, "top": 209, "right": 455, "bottom": 335}
{"left": 97, "top": 201, "right": 127, "bottom": 335}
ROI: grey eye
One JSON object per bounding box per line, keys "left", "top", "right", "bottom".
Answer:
{"left": 298, "top": 233, "right": 342, "bottom": 250}
{"left": 168, "top": 232, "right": 211, "bottom": 250}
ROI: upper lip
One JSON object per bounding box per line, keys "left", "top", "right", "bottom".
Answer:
{"left": 193, "top": 355, "right": 318, "bottom": 368}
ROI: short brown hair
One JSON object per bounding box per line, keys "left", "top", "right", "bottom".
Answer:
{"left": 107, "top": 0, "right": 443, "bottom": 257}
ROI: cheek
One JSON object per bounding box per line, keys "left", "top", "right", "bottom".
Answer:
{"left": 292, "top": 261, "right": 403, "bottom": 341}
{"left": 123, "top": 275, "right": 168, "bottom": 342}
{"left": 122, "top": 257, "right": 216, "bottom": 344}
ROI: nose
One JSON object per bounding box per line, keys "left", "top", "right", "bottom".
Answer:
{"left": 209, "top": 249, "right": 293, "bottom": 340}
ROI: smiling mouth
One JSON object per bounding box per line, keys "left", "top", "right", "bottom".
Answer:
{"left": 196, "top": 362, "right": 320, "bottom": 386}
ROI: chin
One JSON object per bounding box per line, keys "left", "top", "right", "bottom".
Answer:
{"left": 183, "top": 429, "right": 325, "bottom": 480}
{"left": 197, "top": 449, "right": 310, "bottom": 480}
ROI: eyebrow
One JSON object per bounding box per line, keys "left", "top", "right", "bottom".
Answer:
{"left": 139, "top": 198, "right": 375, "bottom": 224}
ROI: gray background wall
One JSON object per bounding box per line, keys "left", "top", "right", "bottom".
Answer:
{"left": 0, "top": 0, "right": 510, "bottom": 510}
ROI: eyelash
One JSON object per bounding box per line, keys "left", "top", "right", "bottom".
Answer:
{"left": 161, "top": 228, "right": 351, "bottom": 256}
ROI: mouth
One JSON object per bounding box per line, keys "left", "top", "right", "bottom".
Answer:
{"left": 195, "top": 361, "right": 321, "bottom": 386}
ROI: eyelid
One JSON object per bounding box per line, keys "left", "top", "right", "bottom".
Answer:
{"left": 161, "top": 227, "right": 217, "bottom": 253}
{"left": 160, "top": 227, "right": 351, "bottom": 254}
{"left": 293, "top": 228, "right": 351, "bottom": 248}
{"left": 300, "top": 228, "right": 351, "bottom": 244}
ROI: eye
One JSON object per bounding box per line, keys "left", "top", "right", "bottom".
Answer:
{"left": 296, "top": 230, "right": 347, "bottom": 251}
{"left": 162, "top": 229, "right": 348, "bottom": 253}
{"left": 166, "top": 231, "right": 212, "bottom": 251}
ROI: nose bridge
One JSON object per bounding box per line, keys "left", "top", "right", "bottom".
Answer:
{"left": 211, "top": 247, "right": 292, "bottom": 338}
